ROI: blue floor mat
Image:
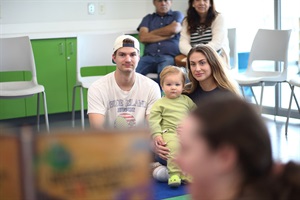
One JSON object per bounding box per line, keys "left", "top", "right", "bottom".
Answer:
{"left": 153, "top": 179, "right": 188, "bottom": 200}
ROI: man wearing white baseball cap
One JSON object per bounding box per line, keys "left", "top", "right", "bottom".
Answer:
{"left": 88, "top": 34, "right": 161, "bottom": 129}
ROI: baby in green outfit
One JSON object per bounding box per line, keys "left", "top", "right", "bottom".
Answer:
{"left": 149, "top": 66, "right": 196, "bottom": 187}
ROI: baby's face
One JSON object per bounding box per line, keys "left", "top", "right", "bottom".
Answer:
{"left": 162, "top": 73, "right": 184, "bottom": 99}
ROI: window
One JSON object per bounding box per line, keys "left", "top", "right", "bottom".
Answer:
{"left": 216, "top": 0, "right": 299, "bottom": 119}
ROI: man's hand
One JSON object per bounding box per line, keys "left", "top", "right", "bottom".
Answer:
{"left": 153, "top": 135, "right": 170, "bottom": 160}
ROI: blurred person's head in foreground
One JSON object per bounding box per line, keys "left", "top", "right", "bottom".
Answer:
{"left": 176, "top": 92, "right": 300, "bottom": 200}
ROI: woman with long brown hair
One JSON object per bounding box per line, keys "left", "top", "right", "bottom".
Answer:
{"left": 184, "top": 44, "right": 240, "bottom": 103}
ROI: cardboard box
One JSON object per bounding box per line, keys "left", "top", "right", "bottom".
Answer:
{"left": 34, "top": 130, "right": 152, "bottom": 200}
{"left": 0, "top": 134, "right": 23, "bottom": 200}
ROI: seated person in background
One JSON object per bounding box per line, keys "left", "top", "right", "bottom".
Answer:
{"left": 88, "top": 35, "right": 161, "bottom": 130}
{"left": 149, "top": 66, "right": 196, "bottom": 187}
{"left": 176, "top": 92, "right": 300, "bottom": 200}
{"left": 136, "top": 0, "right": 184, "bottom": 84}
{"left": 179, "top": 0, "right": 229, "bottom": 65}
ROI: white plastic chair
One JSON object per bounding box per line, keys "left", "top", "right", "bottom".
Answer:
{"left": 0, "top": 36, "right": 49, "bottom": 132}
{"left": 72, "top": 32, "right": 122, "bottom": 129}
{"left": 234, "top": 29, "right": 292, "bottom": 111}
{"left": 285, "top": 74, "right": 300, "bottom": 135}
{"left": 146, "top": 73, "right": 159, "bottom": 80}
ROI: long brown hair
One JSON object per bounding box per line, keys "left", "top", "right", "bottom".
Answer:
{"left": 184, "top": 44, "right": 240, "bottom": 96}
{"left": 191, "top": 93, "right": 300, "bottom": 200}
{"left": 186, "top": 0, "right": 218, "bottom": 34}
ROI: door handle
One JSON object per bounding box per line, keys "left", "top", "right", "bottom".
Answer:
{"left": 58, "top": 42, "right": 65, "bottom": 55}
{"left": 69, "top": 42, "right": 74, "bottom": 55}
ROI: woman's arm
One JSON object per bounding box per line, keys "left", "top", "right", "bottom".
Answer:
{"left": 208, "top": 14, "right": 228, "bottom": 52}
{"left": 179, "top": 19, "right": 192, "bottom": 56}
{"left": 153, "top": 135, "right": 169, "bottom": 160}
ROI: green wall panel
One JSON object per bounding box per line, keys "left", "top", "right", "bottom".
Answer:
{"left": 0, "top": 72, "right": 27, "bottom": 120}
{"left": 26, "top": 39, "right": 69, "bottom": 116}
{"left": 132, "top": 33, "right": 145, "bottom": 56}
{"left": 0, "top": 98, "right": 27, "bottom": 120}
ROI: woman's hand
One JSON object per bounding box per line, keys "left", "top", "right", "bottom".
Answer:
{"left": 154, "top": 135, "right": 170, "bottom": 161}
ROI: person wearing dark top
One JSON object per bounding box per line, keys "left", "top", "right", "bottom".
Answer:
{"left": 183, "top": 44, "right": 240, "bottom": 102}
{"left": 185, "top": 83, "right": 221, "bottom": 104}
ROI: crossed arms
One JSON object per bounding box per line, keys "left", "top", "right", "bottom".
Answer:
{"left": 139, "top": 21, "right": 182, "bottom": 43}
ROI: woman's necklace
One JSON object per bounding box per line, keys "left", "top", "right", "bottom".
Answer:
{"left": 197, "top": 24, "right": 206, "bottom": 35}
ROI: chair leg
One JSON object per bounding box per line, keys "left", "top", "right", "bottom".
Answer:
{"left": 37, "top": 93, "right": 40, "bottom": 132}
{"left": 274, "top": 82, "right": 279, "bottom": 121}
{"left": 292, "top": 88, "right": 300, "bottom": 113}
{"left": 80, "top": 87, "right": 85, "bottom": 130}
{"left": 240, "top": 86, "right": 245, "bottom": 98}
{"left": 42, "top": 91, "right": 50, "bottom": 132}
{"left": 71, "top": 85, "right": 78, "bottom": 128}
{"left": 285, "top": 85, "right": 294, "bottom": 135}
{"left": 250, "top": 87, "right": 259, "bottom": 106}
{"left": 259, "top": 82, "right": 265, "bottom": 113}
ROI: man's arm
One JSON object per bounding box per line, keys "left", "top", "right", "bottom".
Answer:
{"left": 139, "top": 27, "right": 172, "bottom": 43}
{"left": 88, "top": 81, "right": 107, "bottom": 130}
{"left": 139, "top": 21, "right": 182, "bottom": 43}
{"left": 151, "top": 21, "right": 182, "bottom": 36}
{"left": 88, "top": 113, "right": 105, "bottom": 130}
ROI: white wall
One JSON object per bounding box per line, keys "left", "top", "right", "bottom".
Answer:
{"left": 0, "top": 0, "right": 188, "bottom": 24}
{"left": 1, "top": 0, "right": 297, "bottom": 61}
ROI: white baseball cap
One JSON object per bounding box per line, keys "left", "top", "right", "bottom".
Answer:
{"left": 113, "top": 35, "right": 140, "bottom": 53}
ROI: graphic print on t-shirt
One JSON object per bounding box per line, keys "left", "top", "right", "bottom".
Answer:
{"left": 114, "top": 113, "right": 136, "bottom": 129}
{"left": 109, "top": 98, "right": 147, "bottom": 129}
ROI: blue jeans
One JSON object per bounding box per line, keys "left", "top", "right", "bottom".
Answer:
{"left": 155, "top": 153, "right": 167, "bottom": 166}
{"left": 136, "top": 55, "right": 175, "bottom": 84}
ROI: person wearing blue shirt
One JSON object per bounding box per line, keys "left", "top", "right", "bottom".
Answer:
{"left": 136, "top": 0, "right": 184, "bottom": 84}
